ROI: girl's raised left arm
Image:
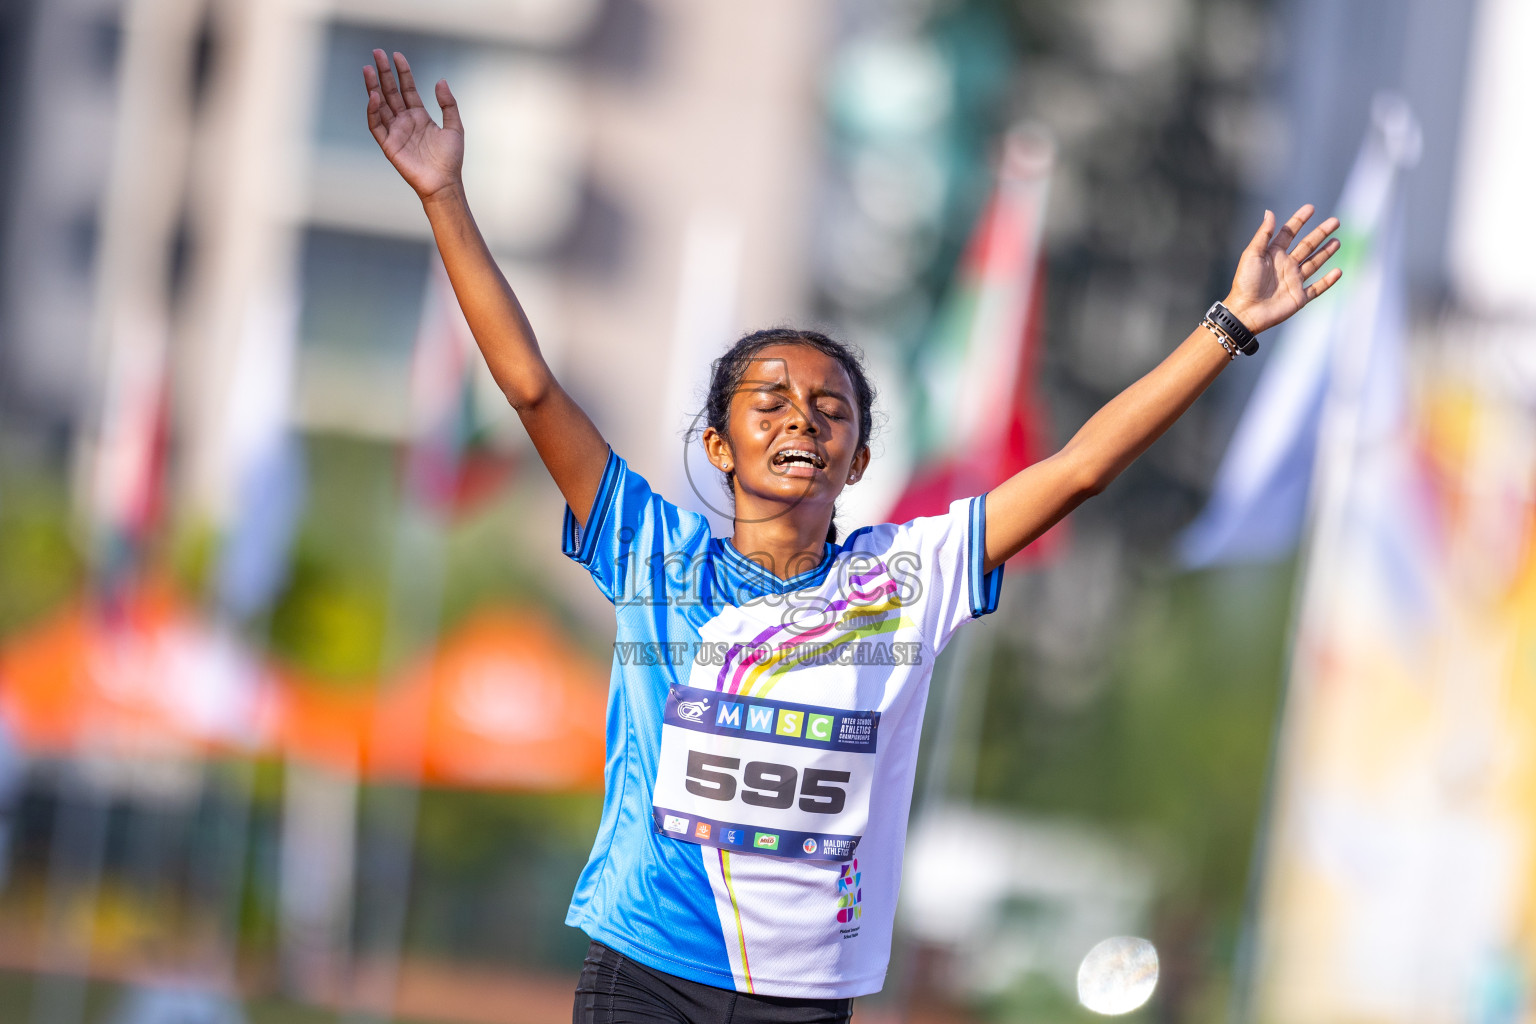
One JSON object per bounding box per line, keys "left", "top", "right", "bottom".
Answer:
{"left": 981, "top": 204, "right": 1342, "bottom": 573}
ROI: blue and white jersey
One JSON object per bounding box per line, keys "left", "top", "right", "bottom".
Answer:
{"left": 563, "top": 451, "right": 1002, "bottom": 999}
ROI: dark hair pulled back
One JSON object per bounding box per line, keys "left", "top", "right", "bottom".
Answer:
{"left": 701, "top": 327, "right": 876, "bottom": 544}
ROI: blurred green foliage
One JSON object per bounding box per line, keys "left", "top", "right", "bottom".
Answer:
{"left": 255, "top": 436, "right": 605, "bottom": 970}
{"left": 269, "top": 552, "right": 392, "bottom": 683}
{"left": 982, "top": 972, "right": 1128, "bottom": 1024}
{"left": 406, "top": 788, "right": 603, "bottom": 969}
{"left": 266, "top": 435, "right": 398, "bottom": 684}
{"left": 0, "top": 451, "right": 84, "bottom": 638}
{"left": 266, "top": 435, "right": 589, "bottom": 685}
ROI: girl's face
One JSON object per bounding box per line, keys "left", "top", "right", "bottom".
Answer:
{"left": 703, "top": 343, "right": 870, "bottom": 522}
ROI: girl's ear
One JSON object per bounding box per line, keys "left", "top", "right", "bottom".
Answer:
{"left": 701, "top": 425, "right": 733, "bottom": 473}
{"left": 846, "top": 444, "right": 871, "bottom": 485}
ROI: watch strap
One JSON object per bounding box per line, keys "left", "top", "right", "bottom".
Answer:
{"left": 1206, "top": 301, "right": 1260, "bottom": 356}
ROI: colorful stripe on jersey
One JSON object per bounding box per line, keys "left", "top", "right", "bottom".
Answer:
{"left": 718, "top": 850, "right": 754, "bottom": 991}
{"left": 716, "top": 564, "right": 915, "bottom": 698}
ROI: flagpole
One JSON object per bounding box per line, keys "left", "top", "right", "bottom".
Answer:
{"left": 342, "top": 502, "right": 449, "bottom": 1024}
{"left": 1226, "top": 96, "right": 1418, "bottom": 1024}
{"left": 29, "top": 754, "right": 111, "bottom": 1024}
{"left": 196, "top": 610, "right": 275, "bottom": 999}
{"left": 341, "top": 257, "right": 471, "bottom": 1024}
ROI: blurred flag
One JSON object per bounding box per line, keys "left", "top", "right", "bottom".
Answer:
{"left": 404, "top": 259, "right": 473, "bottom": 510}
{"left": 1249, "top": 275, "right": 1536, "bottom": 1020}
{"left": 88, "top": 310, "right": 171, "bottom": 597}
{"left": 1230, "top": 99, "right": 1536, "bottom": 1024}
{"left": 402, "top": 258, "right": 512, "bottom": 516}
{"left": 215, "top": 285, "right": 306, "bottom": 623}
{"left": 886, "top": 127, "right": 1062, "bottom": 561}
{"left": 1178, "top": 95, "right": 1422, "bottom": 568}
{"left": 1287, "top": 96, "right": 1432, "bottom": 644}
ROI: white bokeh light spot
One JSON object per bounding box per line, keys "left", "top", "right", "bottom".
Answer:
{"left": 1077, "top": 936, "right": 1159, "bottom": 1015}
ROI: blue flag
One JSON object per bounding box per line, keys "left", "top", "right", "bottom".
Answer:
{"left": 1179, "top": 95, "right": 1421, "bottom": 568}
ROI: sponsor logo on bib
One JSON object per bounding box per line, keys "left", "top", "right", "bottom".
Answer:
{"left": 803, "top": 838, "right": 817, "bottom": 854}
{"left": 754, "top": 832, "right": 780, "bottom": 850}
{"left": 662, "top": 815, "right": 689, "bottom": 834}
{"left": 820, "top": 837, "right": 858, "bottom": 859}
{"left": 676, "top": 697, "right": 710, "bottom": 722}
{"left": 694, "top": 822, "right": 712, "bottom": 839}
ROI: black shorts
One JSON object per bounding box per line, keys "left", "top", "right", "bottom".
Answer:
{"left": 573, "top": 941, "right": 855, "bottom": 1024}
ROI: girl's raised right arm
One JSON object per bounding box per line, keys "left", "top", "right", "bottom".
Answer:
{"left": 364, "top": 49, "right": 609, "bottom": 524}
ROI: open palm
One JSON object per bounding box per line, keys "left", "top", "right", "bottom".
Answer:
{"left": 1226, "top": 204, "right": 1343, "bottom": 334}
{"left": 364, "top": 49, "right": 463, "bottom": 201}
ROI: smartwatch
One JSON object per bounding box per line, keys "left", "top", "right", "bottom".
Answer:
{"left": 1205, "top": 301, "right": 1260, "bottom": 356}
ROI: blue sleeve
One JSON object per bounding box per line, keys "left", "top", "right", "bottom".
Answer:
{"left": 967, "top": 492, "right": 1005, "bottom": 619}
{"left": 561, "top": 450, "right": 711, "bottom": 604}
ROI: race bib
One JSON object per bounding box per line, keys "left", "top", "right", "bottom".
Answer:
{"left": 651, "top": 684, "right": 880, "bottom": 861}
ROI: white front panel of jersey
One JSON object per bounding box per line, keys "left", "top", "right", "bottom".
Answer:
{"left": 639, "top": 533, "right": 958, "bottom": 996}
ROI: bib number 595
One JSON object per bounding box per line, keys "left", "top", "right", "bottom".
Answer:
{"left": 685, "top": 751, "right": 849, "bottom": 815}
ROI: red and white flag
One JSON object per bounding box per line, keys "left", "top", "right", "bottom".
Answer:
{"left": 403, "top": 260, "right": 478, "bottom": 514}
{"left": 886, "top": 128, "right": 1063, "bottom": 563}
{"left": 88, "top": 306, "right": 171, "bottom": 593}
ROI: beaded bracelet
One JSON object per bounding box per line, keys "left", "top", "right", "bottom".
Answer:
{"left": 1201, "top": 317, "right": 1240, "bottom": 360}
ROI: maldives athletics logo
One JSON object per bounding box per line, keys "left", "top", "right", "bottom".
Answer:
{"left": 836, "top": 859, "right": 862, "bottom": 924}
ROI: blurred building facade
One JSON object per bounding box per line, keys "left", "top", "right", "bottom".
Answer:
{"left": 0, "top": 0, "right": 123, "bottom": 436}
{"left": 0, "top": 0, "right": 837, "bottom": 1009}
{"left": 0, "top": 0, "right": 828, "bottom": 535}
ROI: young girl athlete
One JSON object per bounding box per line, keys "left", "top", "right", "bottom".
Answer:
{"left": 364, "top": 50, "right": 1342, "bottom": 1024}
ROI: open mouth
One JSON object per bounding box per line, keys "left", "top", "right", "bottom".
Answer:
{"left": 771, "top": 448, "right": 826, "bottom": 470}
